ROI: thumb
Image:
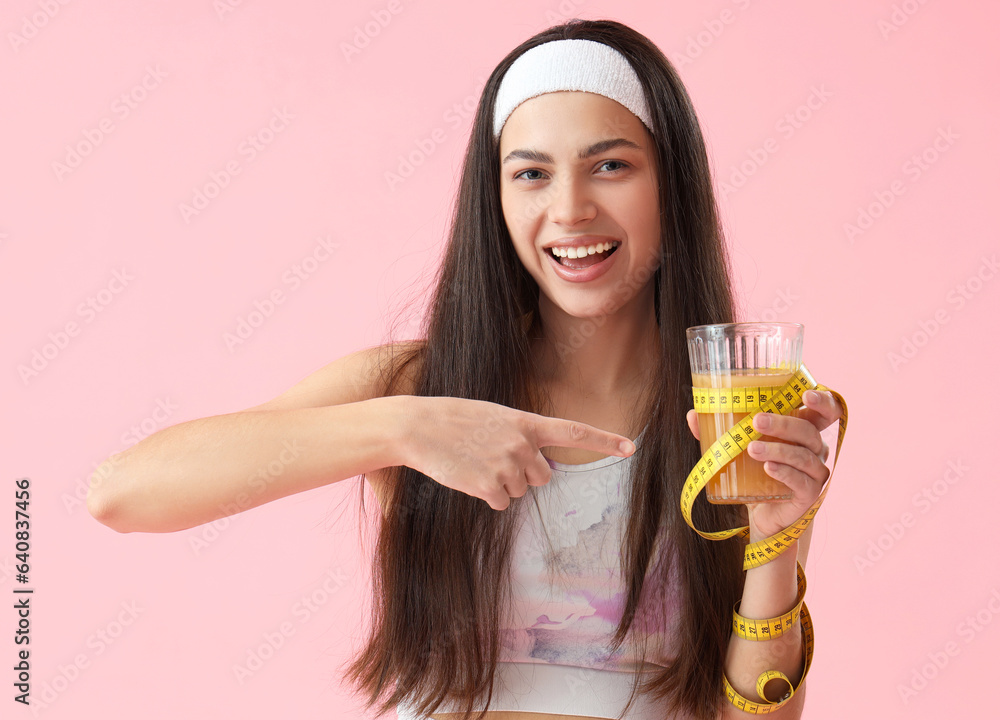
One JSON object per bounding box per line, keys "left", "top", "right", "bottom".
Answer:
{"left": 685, "top": 409, "right": 700, "bottom": 442}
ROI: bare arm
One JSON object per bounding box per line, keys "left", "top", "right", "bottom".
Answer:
{"left": 87, "top": 342, "right": 423, "bottom": 533}
{"left": 86, "top": 396, "right": 408, "bottom": 534}
{"left": 88, "top": 338, "right": 636, "bottom": 533}
{"left": 720, "top": 529, "right": 808, "bottom": 720}
{"left": 709, "top": 388, "right": 841, "bottom": 720}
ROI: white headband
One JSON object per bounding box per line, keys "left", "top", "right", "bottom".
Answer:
{"left": 493, "top": 38, "right": 654, "bottom": 138}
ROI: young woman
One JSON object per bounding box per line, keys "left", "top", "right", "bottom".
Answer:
{"left": 88, "top": 18, "right": 842, "bottom": 720}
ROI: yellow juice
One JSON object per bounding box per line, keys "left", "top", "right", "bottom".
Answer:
{"left": 692, "top": 369, "right": 798, "bottom": 504}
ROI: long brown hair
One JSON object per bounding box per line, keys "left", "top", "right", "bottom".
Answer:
{"left": 342, "top": 19, "right": 747, "bottom": 720}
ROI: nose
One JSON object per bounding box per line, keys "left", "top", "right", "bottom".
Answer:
{"left": 545, "top": 174, "right": 596, "bottom": 226}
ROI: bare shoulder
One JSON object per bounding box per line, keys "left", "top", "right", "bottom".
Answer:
{"left": 242, "top": 339, "right": 425, "bottom": 413}
{"left": 241, "top": 340, "right": 425, "bottom": 513}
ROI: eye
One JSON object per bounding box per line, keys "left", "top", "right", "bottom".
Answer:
{"left": 513, "top": 168, "right": 547, "bottom": 182}
{"left": 598, "top": 159, "right": 629, "bottom": 173}
{"left": 511, "top": 161, "right": 628, "bottom": 182}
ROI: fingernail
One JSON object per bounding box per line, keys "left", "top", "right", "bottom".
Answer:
{"left": 749, "top": 441, "right": 764, "bottom": 454}
{"left": 619, "top": 440, "right": 635, "bottom": 454}
{"left": 754, "top": 413, "right": 771, "bottom": 430}
{"left": 804, "top": 390, "right": 819, "bottom": 403}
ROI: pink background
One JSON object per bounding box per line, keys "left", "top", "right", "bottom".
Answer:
{"left": 2, "top": 0, "right": 997, "bottom": 718}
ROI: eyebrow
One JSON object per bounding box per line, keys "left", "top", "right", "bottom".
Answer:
{"left": 501, "top": 137, "right": 643, "bottom": 165}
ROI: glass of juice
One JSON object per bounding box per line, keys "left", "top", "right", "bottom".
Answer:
{"left": 685, "top": 323, "right": 804, "bottom": 504}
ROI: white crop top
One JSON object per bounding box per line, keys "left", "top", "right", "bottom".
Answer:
{"left": 396, "top": 425, "right": 689, "bottom": 719}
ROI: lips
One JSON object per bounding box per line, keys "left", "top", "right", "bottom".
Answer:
{"left": 543, "top": 239, "right": 621, "bottom": 283}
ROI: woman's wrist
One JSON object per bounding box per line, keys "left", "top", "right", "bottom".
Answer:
{"left": 363, "top": 393, "right": 416, "bottom": 469}
{"left": 738, "top": 545, "right": 800, "bottom": 619}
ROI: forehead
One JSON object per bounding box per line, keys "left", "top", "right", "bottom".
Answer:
{"left": 498, "top": 91, "right": 648, "bottom": 153}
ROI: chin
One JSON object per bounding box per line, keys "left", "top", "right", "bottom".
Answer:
{"left": 545, "top": 296, "right": 618, "bottom": 321}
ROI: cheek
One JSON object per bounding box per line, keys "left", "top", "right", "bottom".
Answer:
{"left": 502, "top": 192, "right": 537, "bottom": 233}
{"left": 502, "top": 192, "right": 540, "bottom": 244}
{"left": 620, "top": 186, "right": 663, "bottom": 265}
{"left": 501, "top": 188, "right": 519, "bottom": 231}
{"left": 617, "top": 186, "right": 659, "bottom": 231}
{"left": 502, "top": 195, "right": 541, "bottom": 270}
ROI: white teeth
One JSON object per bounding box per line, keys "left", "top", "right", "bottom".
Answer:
{"left": 549, "top": 241, "right": 619, "bottom": 258}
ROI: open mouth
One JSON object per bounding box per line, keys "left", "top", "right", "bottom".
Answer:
{"left": 546, "top": 241, "right": 620, "bottom": 269}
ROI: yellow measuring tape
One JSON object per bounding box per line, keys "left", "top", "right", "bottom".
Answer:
{"left": 680, "top": 365, "right": 848, "bottom": 714}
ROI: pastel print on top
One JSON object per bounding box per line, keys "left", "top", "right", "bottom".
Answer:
{"left": 501, "top": 433, "right": 680, "bottom": 673}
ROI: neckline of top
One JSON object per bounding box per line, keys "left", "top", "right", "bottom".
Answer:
{"left": 544, "top": 420, "right": 650, "bottom": 473}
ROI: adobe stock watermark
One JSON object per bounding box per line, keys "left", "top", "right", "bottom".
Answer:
{"left": 565, "top": 665, "right": 603, "bottom": 697}
{"left": 541, "top": 469, "right": 626, "bottom": 545}
{"left": 897, "top": 586, "right": 1000, "bottom": 705}
{"left": 232, "top": 567, "right": 348, "bottom": 684}
{"left": 550, "top": 245, "right": 667, "bottom": 364}
{"left": 752, "top": 287, "right": 798, "bottom": 323}
{"left": 886, "top": 253, "right": 997, "bottom": 372}
{"left": 214, "top": 0, "right": 248, "bottom": 21}
{"left": 178, "top": 105, "right": 294, "bottom": 223}
{"left": 390, "top": 471, "right": 438, "bottom": 521}
{"left": 496, "top": 112, "right": 668, "bottom": 314}
{"left": 670, "top": 0, "right": 754, "bottom": 67}
{"left": 399, "top": 406, "right": 515, "bottom": 517}
{"left": 542, "top": 0, "right": 589, "bottom": 26}
{"left": 188, "top": 439, "right": 304, "bottom": 555}
{"left": 418, "top": 602, "right": 479, "bottom": 667}
{"left": 341, "top": 0, "right": 407, "bottom": 63}
{"left": 52, "top": 64, "right": 167, "bottom": 181}
{"left": 878, "top": 0, "right": 933, "bottom": 40}
{"left": 720, "top": 85, "right": 833, "bottom": 198}
{"left": 843, "top": 126, "right": 958, "bottom": 244}
{"left": 7, "top": 0, "right": 72, "bottom": 53}
{"left": 387, "top": 403, "right": 553, "bottom": 520}
{"left": 23, "top": 600, "right": 142, "bottom": 716}
{"left": 852, "top": 458, "right": 968, "bottom": 575}
{"left": 67, "top": 397, "right": 180, "bottom": 515}
{"left": 222, "top": 233, "right": 340, "bottom": 352}
{"left": 385, "top": 73, "right": 489, "bottom": 191}
{"left": 17, "top": 268, "right": 134, "bottom": 387}
{"left": 499, "top": 113, "right": 639, "bottom": 223}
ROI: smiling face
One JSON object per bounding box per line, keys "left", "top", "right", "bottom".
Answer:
{"left": 498, "top": 90, "right": 662, "bottom": 320}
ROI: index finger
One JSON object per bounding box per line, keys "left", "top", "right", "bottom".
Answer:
{"left": 533, "top": 415, "right": 635, "bottom": 456}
